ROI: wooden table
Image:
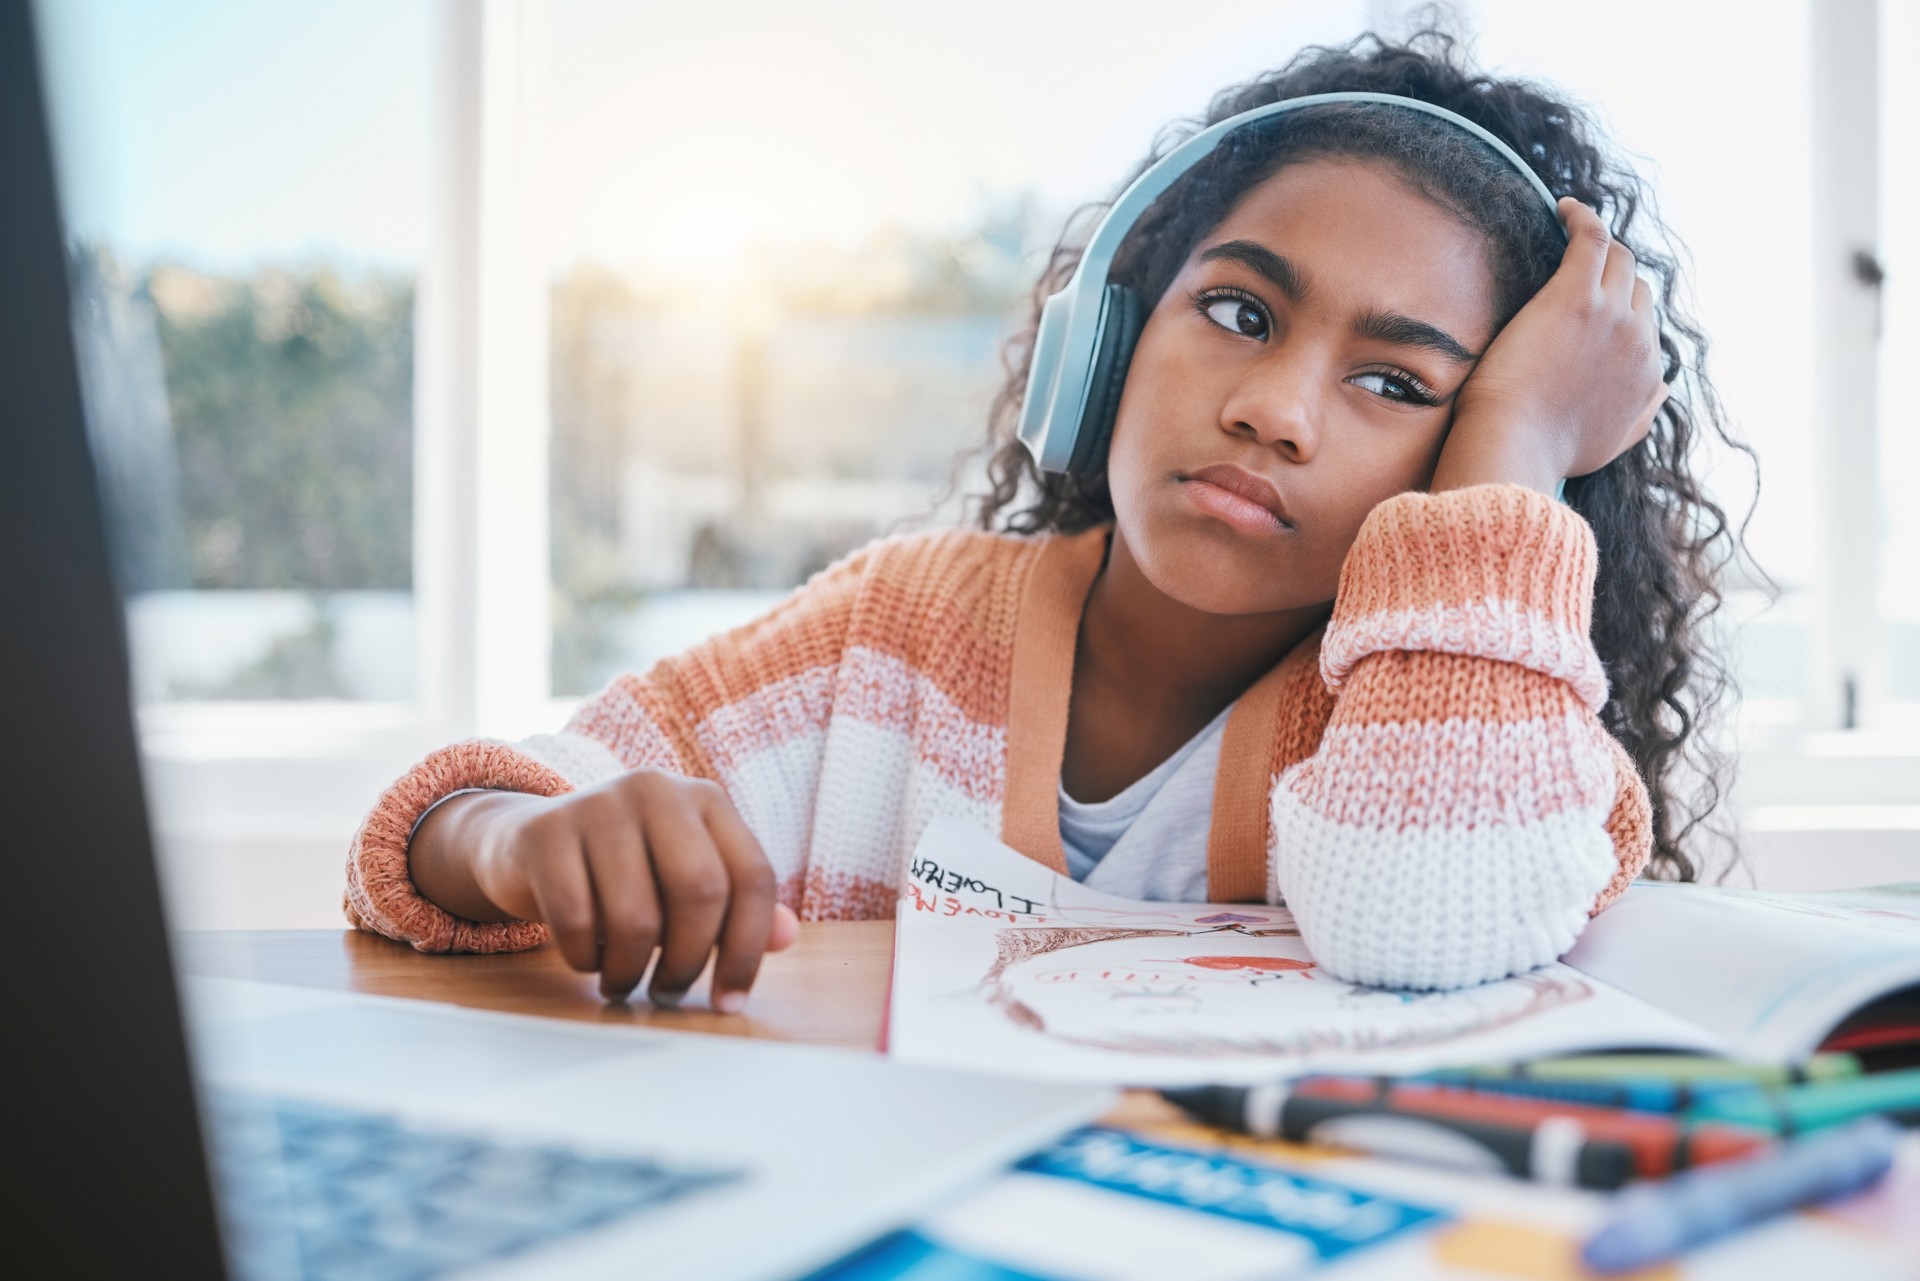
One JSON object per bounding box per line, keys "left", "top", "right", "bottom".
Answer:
{"left": 175, "top": 923, "right": 1175, "bottom": 1129}
{"left": 176, "top": 922, "right": 898, "bottom": 1050}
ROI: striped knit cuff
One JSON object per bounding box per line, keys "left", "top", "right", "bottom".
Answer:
{"left": 1594, "top": 731, "right": 1655, "bottom": 914}
{"left": 343, "top": 739, "right": 574, "bottom": 954}
{"left": 1320, "top": 483, "right": 1608, "bottom": 712}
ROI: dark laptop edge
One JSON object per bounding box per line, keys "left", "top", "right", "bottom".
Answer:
{"left": 2, "top": 1, "right": 228, "bottom": 1271}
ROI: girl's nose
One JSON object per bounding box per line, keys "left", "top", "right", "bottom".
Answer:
{"left": 1218, "top": 349, "right": 1322, "bottom": 463}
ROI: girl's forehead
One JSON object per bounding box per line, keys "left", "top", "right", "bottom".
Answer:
{"left": 1195, "top": 155, "right": 1497, "bottom": 332}
{"left": 1218, "top": 154, "right": 1465, "bottom": 234}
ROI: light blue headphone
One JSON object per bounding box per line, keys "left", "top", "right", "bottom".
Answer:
{"left": 1015, "top": 91, "right": 1567, "bottom": 485}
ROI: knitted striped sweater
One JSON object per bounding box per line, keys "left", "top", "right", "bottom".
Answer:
{"left": 345, "top": 482, "right": 1652, "bottom": 990}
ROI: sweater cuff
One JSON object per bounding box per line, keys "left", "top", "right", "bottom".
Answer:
{"left": 343, "top": 739, "right": 574, "bottom": 953}
{"left": 1320, "top": 483, "right": 1608, "bottom": 712}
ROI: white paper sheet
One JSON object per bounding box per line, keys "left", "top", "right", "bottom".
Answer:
{"left": 888, "top": 819, "right": 1721, "bottom": 1086}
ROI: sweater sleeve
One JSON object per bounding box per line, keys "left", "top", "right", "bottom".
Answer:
{"left": 1268, "top": 483, "right": 1652, "bottom": 990}
{"left": 342, "top": 545, "right": 872, "bottom": 953}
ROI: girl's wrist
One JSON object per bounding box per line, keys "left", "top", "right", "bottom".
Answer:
{"left": 1429, "top": 417, "right": 1564, "bottom": 497}
{"left": 412, "top": 790, "right": 540, "bottom": 923}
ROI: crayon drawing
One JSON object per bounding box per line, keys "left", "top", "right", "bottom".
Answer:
{"left": 890, "top": 818, "right": 1724, "bottom": 1085}
{"left": 976, "top": 919, "right": 1591, "bottom": 1059}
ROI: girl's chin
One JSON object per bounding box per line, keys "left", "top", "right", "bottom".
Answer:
{"left": 1110, "top": 497, "right": 1330, "bottom": 616}
{"left": 1134, "top": 535, "right": 1314, "bottom": 617}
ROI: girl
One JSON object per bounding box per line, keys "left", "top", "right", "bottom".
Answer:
{"left": 345, "top": 30, "right": 1749, "bottom": 1005}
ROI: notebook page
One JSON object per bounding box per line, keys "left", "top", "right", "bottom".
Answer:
{"left": 889, "top": 819, "right": 1721, "bottom": 1086}
{"left": 1561, "top": 883, "right": 1920, "bottom": 1061}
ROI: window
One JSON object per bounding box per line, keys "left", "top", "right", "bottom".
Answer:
{"left": 39, "top": 0, "right": 431, "bottom": 704}
{"left": 540, "top": 0, "right": 1919, "bottom": 726}
{"left": 1463, "top": 0, "right": 1823, "bottom": 728}
{"left": 42, "top": 0, "right": 1917, "bottom": 926}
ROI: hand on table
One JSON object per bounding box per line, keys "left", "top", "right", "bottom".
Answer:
{"left": 420, "top": 771, "right": 800, "bottom": 1007}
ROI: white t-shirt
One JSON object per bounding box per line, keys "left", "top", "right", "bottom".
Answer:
{"left": 1056, "top": 703, "right": 1233, "bottom": 902}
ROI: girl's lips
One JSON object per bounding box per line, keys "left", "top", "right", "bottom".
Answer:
{"left": 1177, "top": 466, "right": 1296, "bottom": 535}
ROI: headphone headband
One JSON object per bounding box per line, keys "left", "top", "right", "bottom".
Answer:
{"left": 1017, "top": 91, "right": 1566, "bottom": 475}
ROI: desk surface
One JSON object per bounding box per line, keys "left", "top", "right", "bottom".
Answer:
{"left": 173, "top": 927, "right": 1920, "bottom": 1277}
{"left": 175, "top": 923, "right": 1175, "bottom": 1131}
{"left": 175, "top": 922, "right": 898, "bottom": 1050}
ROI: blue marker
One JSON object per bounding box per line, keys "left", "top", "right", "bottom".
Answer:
{"left": 1579, "top": 1115, "right": 1901, "bottom": 1274}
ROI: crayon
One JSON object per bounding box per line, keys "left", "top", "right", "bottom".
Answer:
{"left": 1413, "top": 1069, "right": 1756, "bottom": 1114}
{"left": 1293, "top": 1077, "right": 1771, "bottom": 1180}
{"left": 1685, "top": 1066, "right": 1920, "bottom": 1134}
{"left": 1161, "top": 1082, "right": 1639, "bottom": 1189}
{"left": 1580, "top": 1115, "right": 1900, "bottom": 1274}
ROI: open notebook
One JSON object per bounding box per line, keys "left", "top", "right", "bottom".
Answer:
{"left": 888, "top": 818, "right": 1920, "bottom": 1086}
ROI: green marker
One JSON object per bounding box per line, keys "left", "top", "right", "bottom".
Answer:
{"left": 1688, "top": 1067, "right": 1920, "bottom": 1134}
{"left": 1460, "top": 1053, "right": 1861, "bottom": 1087}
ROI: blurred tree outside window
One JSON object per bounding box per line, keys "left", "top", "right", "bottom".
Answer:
{"left": 40, "top": 0, "right": 429, "bottom": 703}
{"left": 548, "top": 214, "right": 1034, "bottom": 694}
{"left": 136, "top": 259, "right": 414, "bottom": 699}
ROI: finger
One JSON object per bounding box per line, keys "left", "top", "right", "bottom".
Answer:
{"left": 583, "top": 818, "right": 660, "bottom": 1002}
{"left": 1600, "top": 238, "right": 1638, "bottom": 305}
{"left": 1630, "top": 273, "right": 1655, "bottom": 318}
{"left": 1631, "top": 277, "right": 1658, "bottom": 359}
{"left": 769, "top": 904, "right": 801, "bottom": 953}
{"left": 1556, "top": 197, "right": 1612, "bottom": 290}
{"left": 702, "top": 795, "right": 779, "bottom": 1012}
{"left": 643, "top": 799, "right": 731, "bottom": 1007}
{"left": 1631, "top": 380, "right": 1670, "bottom": 444}
{"left": 528, "top": 842, "right": 600, "bottom": 974}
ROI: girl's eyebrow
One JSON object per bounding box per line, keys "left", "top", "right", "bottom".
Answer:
{"left": 1199, "top": 240, "right": 1312, "bottom": 302}
{"left": 1198, "top": 239, "right": 1480, "bottom": 365}
{"left": 1352, "top": 307, "right": 1481, "bottom": 365}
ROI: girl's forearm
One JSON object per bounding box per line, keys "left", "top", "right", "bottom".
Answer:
{"left": 409, "top": 790, "right": 541, "bottom": 922}
{"left": 1271, "top": 484, "right": 1633, "bottom": 989}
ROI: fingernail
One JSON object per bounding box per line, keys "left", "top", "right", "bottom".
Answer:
{"left": 651, "top": 989, "right": 684, "bottom": 1009}
{"left": 713, "top": 990, "right": 747, "bottom": 1015}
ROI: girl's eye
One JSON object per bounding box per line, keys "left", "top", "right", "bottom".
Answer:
{"left": 1350, "top": 370, "right": 1440, "bottom": 406}
{"left": 1196, "top": 292, "right": 1269, "bottom": 340}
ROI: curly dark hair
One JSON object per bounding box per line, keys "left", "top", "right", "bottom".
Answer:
{"left": 965, "top": 28, "right": 1760, "bottom": 883}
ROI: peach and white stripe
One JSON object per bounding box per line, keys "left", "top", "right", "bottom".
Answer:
{"left": 1320, "top": 596, "right": 1612, "bottom": 713}
{"left": 1281, "top": 711, "right": 1619, "bottom": 832}
{"left": 515, "top": 731, "right": 629, "bottom": 790}
{"left": 561, "top": 679, "right": 685, "bottom": 774}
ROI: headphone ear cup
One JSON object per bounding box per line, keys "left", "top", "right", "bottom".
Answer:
{"left": 1067, "top": 283, "right": 1145, "bottom": 477}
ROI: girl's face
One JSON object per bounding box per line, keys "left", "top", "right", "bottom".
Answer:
{"left": 1105, "top": 156, "right": 1498, "bottom": 617}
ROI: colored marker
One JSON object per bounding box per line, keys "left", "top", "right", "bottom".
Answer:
{"left": 1160, "top": 1082, "right": 1639, "bottom": 1189}
{"left": 1456, "top": 1053, "right": 1861, "bottom": 1086}
{"left": 1414, "top": 1070, "right": 1756, "bottom": 1114}
{"left": 1291, "top": 1077, "right": 1771, "bottom": 1180}
{"left": 1580, "top": 1115, "right": 1900, "bottom": 1274}
{"left": 1686, "top": 1066, "right": 1920, "bottom": 1134}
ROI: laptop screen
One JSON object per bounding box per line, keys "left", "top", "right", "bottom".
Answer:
{"left": 2, "top": 0, "right": 228, "bottom": 1271}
